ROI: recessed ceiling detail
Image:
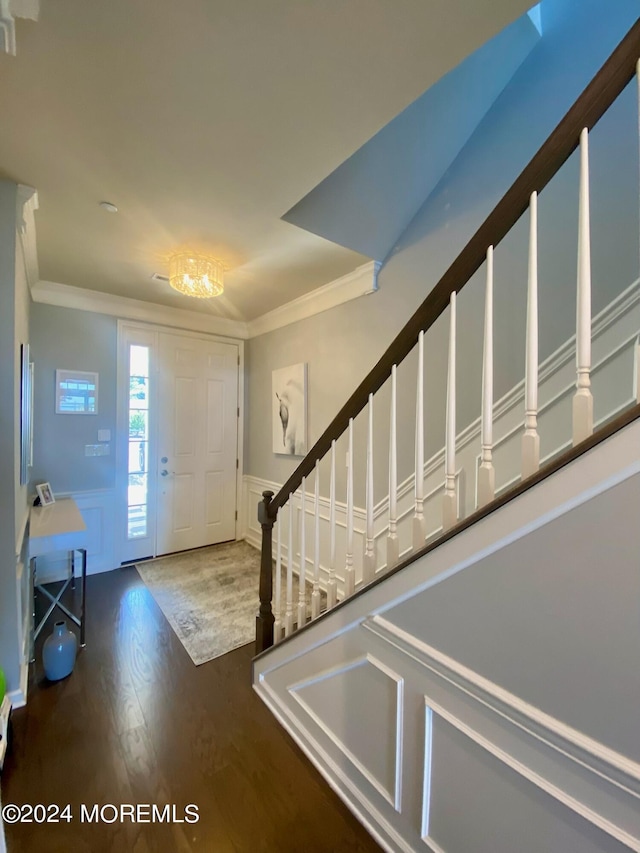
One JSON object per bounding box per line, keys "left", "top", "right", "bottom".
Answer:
{"left": 0, "top": 0, "right": 534, "bottom": 319}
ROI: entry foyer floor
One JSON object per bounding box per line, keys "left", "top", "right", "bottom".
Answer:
{"left": 2, "top": 567, "right": 381, "bottom": 852}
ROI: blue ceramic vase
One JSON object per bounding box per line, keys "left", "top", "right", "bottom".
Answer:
{"left": 42, "top": 620, "right": 77, "bottom": 681}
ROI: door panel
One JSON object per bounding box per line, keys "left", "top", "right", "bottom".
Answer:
{"left": 174, "top": 377, "right": 197, "bottom": 456}
{"left": 157, "top": 333, "right": 238, "bottom": 555}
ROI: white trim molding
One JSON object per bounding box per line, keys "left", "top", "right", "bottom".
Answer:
{"left": 31, "top": 261, "right": 381, "bottom": 339}
{"left": 247, "top": 261, "right": 380, "bottom": 338}
{"left": 31, "top": 489, "right": 118, "bottom": 584}
{"left": 32, "top": 280, "right": 250, "bottom": 339}
{"left": 16, "top": 184, "right": 39, "bottom": 290}
{"left": 255, "top": 422, "right": 640, "bottom": 853}
{"left": 289, "top": 653, "right": 404, "bottom": 811}
{"left": 0, "top": 0, "right": 38, "bottom": 55}
{"left": 0, "top": 0, "right": 17, "bottom": 55}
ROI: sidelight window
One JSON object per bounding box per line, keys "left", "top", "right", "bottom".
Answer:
{"left": 127, "top": 345, "right": 149, "bottom": 539}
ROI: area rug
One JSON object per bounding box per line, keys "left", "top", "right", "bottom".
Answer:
{"left": 136, "top": 540, "right": 315, "bottom": 666}
{"left": 136, "top": 540, "right": 262, "bottom": 665}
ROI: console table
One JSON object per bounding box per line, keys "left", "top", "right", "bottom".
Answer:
{"left": 29, "top": 498, "right": 87, "bottom": 659}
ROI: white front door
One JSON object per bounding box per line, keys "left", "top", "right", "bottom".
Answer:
{"left": 156, "top": 332, "right": 238, "bottom": 555}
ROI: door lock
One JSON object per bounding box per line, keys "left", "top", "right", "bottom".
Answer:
{"left": 161, "top": 456, "right": 168, "bottom": 464}
{"left": 160, "top": 469, "right": 169, "bottom": 477}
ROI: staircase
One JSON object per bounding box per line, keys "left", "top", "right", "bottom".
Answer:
{"left": 253, "top": 17, "right": 640, "bottom": 853}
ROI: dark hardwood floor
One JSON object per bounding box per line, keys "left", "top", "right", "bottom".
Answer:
{"left": 2, "top": 567, "right": 381, "bottom": 853}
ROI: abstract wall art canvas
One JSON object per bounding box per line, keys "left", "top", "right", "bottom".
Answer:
{"left": 272, "top": 363, "right": 307, "bottom": 456}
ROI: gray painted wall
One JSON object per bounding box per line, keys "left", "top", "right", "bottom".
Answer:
{"left": 30, "top": 303, "right": 118, "bottom": 493}
{"left": 246, "top": 0, "right": 640, "bottom": 506}
{"left": 255, "top": 419, "right": 640, "bottom": 852}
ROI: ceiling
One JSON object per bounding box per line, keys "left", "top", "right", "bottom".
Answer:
{"left": 0, "top": 0, "right": 534, "bottom": 322}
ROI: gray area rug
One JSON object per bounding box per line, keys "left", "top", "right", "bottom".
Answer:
{"left": 136, "top": 540, "right": 261, "bottom": 665}
{"left": 136, "top": 540, "right": 316, "bottom": 666}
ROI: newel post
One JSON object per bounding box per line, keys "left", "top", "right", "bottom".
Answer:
{"left": 256, "top": 490, "right": 276, "bottom": 653}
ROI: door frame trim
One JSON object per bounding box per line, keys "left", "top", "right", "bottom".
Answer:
{"left": 116, "top": 319, "right": 245, "bottom": 566}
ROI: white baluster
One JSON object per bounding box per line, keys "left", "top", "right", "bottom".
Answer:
{"left": 635, "top": 337, "right": 640, "bottom": 403}
{"left": 573, "top": 127, "right": 594, "bottom": 444}
{"left": 443, "top": 292, "right": 457, "bottom": 531}
{"left": 363, "top": 393, "right": 376, "bottom": 583}
{"left": 522, "top": 191, "right": 540, "bottom": 478}
{"left": 345, "top": 419, "right": 355, "bottom": 596}
{"left": 297, "top": 477, "right": 306, "bottom": 628}
{"left": 327, "top": 440, "right": 337, "bottom": 609}
{"left": 478, "top": 246, "right": 495, "bottom": 506}
{"left": 387, "top": 365, "right": 400, "bottom": 567}
{"left": 285, "top": 496, "right": 294, "bottom": 637}
{"left": 311, "top": 460, "right": 321, "bottom": 619}
{"left": 273, "top": 509, "right": 282, "bottom": 644}
{"left": 413, "top": 331, "right": 426, "bottom": 550}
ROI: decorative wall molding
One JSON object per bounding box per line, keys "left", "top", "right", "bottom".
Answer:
{"left": 0, "top": 0, "right": 39, "bottom": 56}
{"left": 255, "top": 439, "right": 640, "bottom": 853}
{"left": 32, "top": 280, "right": 249, "bottom": 340}
{"left": 257, "top": 676, "right": 414, "bottom": 853}
{"left": 244, "top": 279, "right": 639, "bottom": 571}
{"left": 16, "top": 185, "right": 39, "bottom": 290}
{"left": 242, "top": 277, "right": 638, "bottom": 595}
{"left": 31, "top": 261, "right": 381, "bottom": 340}
{"left": 454, "top": 276, "right": 640, "bottom": 460}
{"left": 289, "top": 654, "right": 404, "bottom": 811}
{"left": 247, "top": 261, "right": 380, "bottom": 338}
{"left": 367, "top": 616, "right": 640, "bottom": 788}
{"left": 7, "top": 659, "right": 28, "bottom": 709}
{"left": 243, "top": 467, "right": 461, "bottom": 599}
{"left": 32, "top": 489, "right": 118, "bottom": 584}
{"left": 0, "top": 0, "right": 17, "bottom": 55}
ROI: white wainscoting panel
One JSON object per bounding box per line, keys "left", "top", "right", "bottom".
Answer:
{"left": 32, "top": 489, "right": 117, "bottom": 583}
{"left": 254, "top": 418, "right": 640, "bottom": 853}
{"left": 290, "top": 654, "right": 404, "bottom": 810}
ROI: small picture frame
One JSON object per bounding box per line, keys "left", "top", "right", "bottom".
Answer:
{"left": 36, "top": 482, "right": 55, "bottom": 506}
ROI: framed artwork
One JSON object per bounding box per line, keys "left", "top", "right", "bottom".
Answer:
{"left": 272, "top": 363, "right": 307, "bottom": 456}
{"left": 56, "top": 369, "right": 98, "bottom": 414}
{"left": 36, "top": 482, "right": 55, "bottom": 506}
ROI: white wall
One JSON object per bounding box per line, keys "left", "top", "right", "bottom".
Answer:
{"left": 254, "top": 417, "right": 640, "bottom": 853}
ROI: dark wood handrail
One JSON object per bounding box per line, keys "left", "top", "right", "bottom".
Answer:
{"left": 269, "top": 16, "right": 640, "bottom": 517}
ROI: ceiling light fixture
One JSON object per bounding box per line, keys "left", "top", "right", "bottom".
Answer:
{"left": 168, "top": 251, "right": 224, "bottom": 299}
{"left": 99, "top": 201, "right": 118, "bottom": 213}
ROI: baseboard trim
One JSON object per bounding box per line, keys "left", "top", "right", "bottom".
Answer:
{"left": 8, "top": 660, "right": 28, "bottom": 709}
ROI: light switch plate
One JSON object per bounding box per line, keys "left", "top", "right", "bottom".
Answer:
{"left": 97, "top": 429, "right": 111, "bottom": 442}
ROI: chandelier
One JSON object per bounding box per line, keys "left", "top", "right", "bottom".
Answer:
{"left": 168, "top": 252, "right": 224, "bottom": 298}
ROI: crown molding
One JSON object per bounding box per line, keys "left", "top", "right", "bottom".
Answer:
{"left": 30, "top": 261, "right": 381, "bottom": 340}
{"left": 247, "top": 261, "right": 380, "bottom": 338}
{"left": 0, "top": 0, "right": 16, "bottom": 54}
{"left": 16, "top": 184, "right": 39, "bottom": 290}
{"left": 32, "top": 280, "right": 251, "bottom": 339}
{"left": 0, "top": 0, "right": 39, "bottom": 56}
